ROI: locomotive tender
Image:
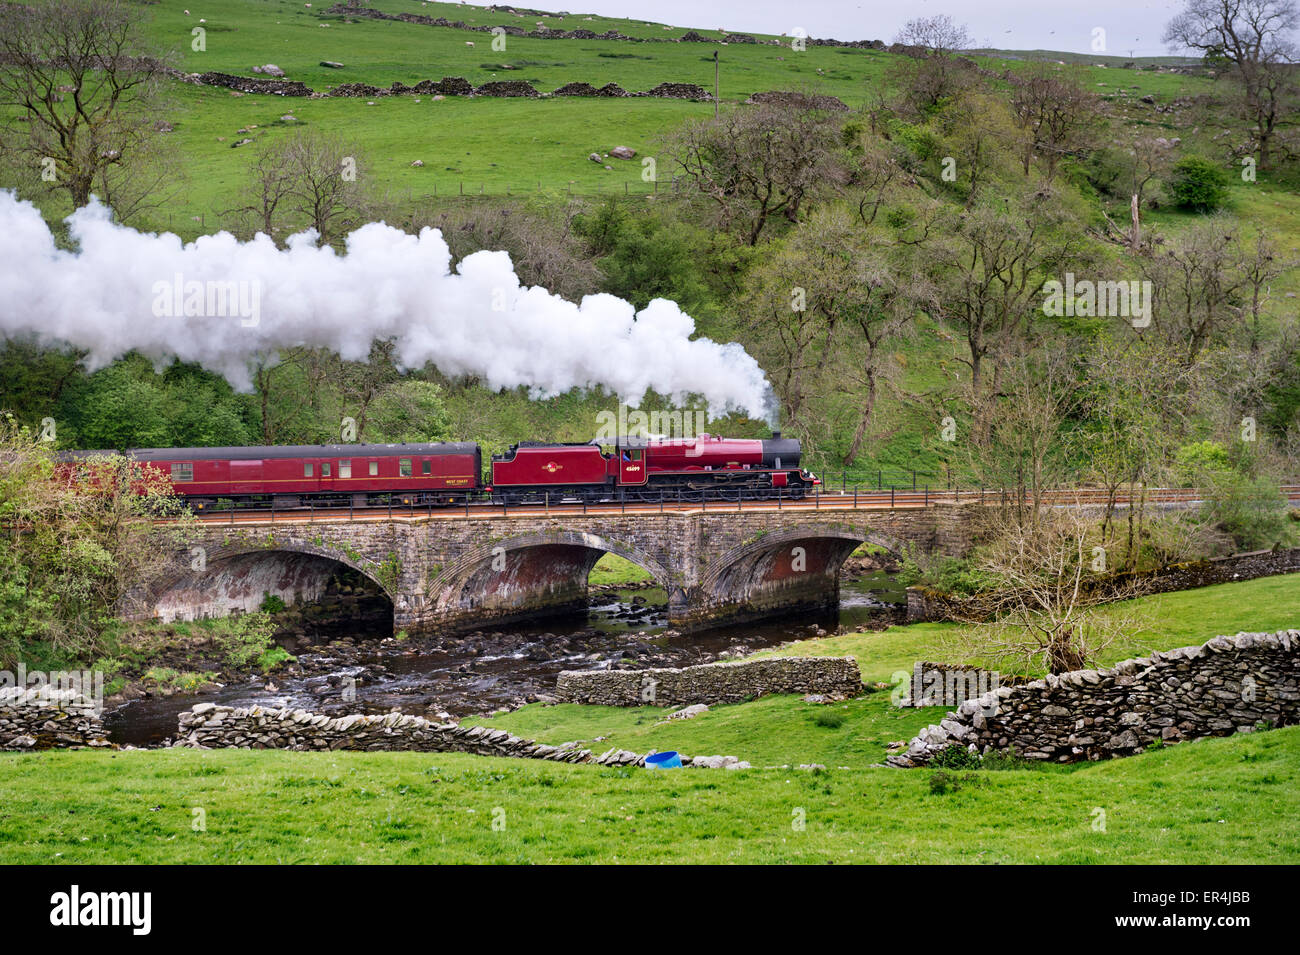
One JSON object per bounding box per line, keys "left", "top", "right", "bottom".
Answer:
{"left": 67, "top": 433, "right": 818, "bottom": 510}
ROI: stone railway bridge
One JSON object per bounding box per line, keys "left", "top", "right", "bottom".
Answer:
{"left": 135, "top": 502, "right": 983, "bottom": 635}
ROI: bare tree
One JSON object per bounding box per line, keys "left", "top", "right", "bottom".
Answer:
{"left": 1144, "top": 219, "right": 1248, "bottom": 363}
{"left": 890, "top": 15, "right": 976, "bottom": 114}
{"left": 894, "top": 14, "right": 973, "bottom": 52}
{"left": 1077, "top": 336, "right": 1202, "bottom": 563}
{"left": 955, "top": 503, "right": 1151, "bottom": 674}
{"left": 418, "top": 199, "right": 600, "bottom": 300}
{"left": 244, "top": 129, "right": 369, "bottom": 246}
{"left": 927, "top": 197, "right": 1070, "bottom": 397}
{"left": 1164, "top": 0, "right": 1299, "bottom": 169}
{"left": 663, "top": 102, "right": 847, "bottom": 244}
{"left": 1009, "top": 64, "right": 1102, "bottom": 181}
{"left": 1101, "top": 132, "right": 1174, "bottom": 249}
{"left": 964, "top": 345, "right": 1080, "bottom": 521}
{"left": 0, "top": 0, "right": 171, "bottom": 212}
{"left": 227, "top": 138, "right": 297, "bottom": 240}
{"left": 1231, "top": 231, "right": 1291, "bottom": 352}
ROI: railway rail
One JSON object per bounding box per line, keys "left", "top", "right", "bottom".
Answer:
{"left": 172, "top": 485, "right": 1300, "bottom": 525}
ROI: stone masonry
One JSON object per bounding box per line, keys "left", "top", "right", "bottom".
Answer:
{"left": 556, "top": 656, "right": 862, "bottom": 706}
{"left": 0, "top": 686, "right": 110, "bottom": 750}
{"left": 138, "top": 502, "right": 980, "bottom": 636}
{"left": 889, "top": 630, "right": 1300, "bottom": 766}
{"left": 173, "top": 703, "right": 745, "bottom": 768}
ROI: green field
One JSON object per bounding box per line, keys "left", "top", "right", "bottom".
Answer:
{"left": 1, "top": 726, "right": 1294, "bottom": 864}
{"left": 2, "top": 575, "right": 1297, "bottom": 863}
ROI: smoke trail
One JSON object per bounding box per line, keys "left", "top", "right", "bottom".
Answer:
{"left": 0, "top": 191, "right": 776, "bottom": 421}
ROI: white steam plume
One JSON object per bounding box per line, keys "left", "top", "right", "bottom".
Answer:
{"left": 0, "top": 191, "right": 776, "bottom": 422}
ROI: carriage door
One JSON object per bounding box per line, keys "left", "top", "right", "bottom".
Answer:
{"left": 619, "top": 447, "right": 647, "bottom": 486}
{"left": 230, "top": 459, "right": 264, "bottom": 497}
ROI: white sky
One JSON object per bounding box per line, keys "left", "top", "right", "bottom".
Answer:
{"left": 462, "top": 0, "right": 1192, "bottom": 57}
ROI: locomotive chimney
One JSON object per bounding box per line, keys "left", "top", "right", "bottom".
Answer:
{"left": 772, "top": 430, "right": 781, "bottom": 439}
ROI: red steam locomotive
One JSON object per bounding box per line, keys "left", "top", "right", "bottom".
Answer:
{"left": 63, "top": 434, "right": 817, "bottom": 510}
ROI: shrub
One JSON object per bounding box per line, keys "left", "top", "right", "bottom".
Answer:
{"left": 928, "top": 769, "right": 984, "bottom": 794}
{"left": 929, "top": 744, "right": 982, "bottom": 769}
{"left": 1166, "top": 156, "right": 1229, "bottom": 213}
{"left": 1199, "top": 471, "right": 1295, "bottom": 550}
{"left": 812, "top": 710, "right": 847, "bottom": 729}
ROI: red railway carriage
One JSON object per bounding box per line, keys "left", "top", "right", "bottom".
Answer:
{"left": 126, "top": 443, "right": 482, "bottom": 510}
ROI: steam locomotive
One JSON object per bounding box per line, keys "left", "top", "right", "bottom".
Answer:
{"left": 65, "top": 433, "right": 818, "bottom": 510}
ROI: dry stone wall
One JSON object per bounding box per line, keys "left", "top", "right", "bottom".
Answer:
{"left": 556, "top": 656, "right": 862, "bottom": 706}
{"left": 329, "top": 3, "right": 886, "bottom": 50}
{"left": 174, "top": 703, "right": 742, "bottom": 768}
{"left": 907, "top": 547, "right": 1300, "bottom": 623}
{"left": 889, "top": 630, "right": 1300, "bottom": 767}
{"left": 0, "top": 686, "right": 109, "bottom": 750}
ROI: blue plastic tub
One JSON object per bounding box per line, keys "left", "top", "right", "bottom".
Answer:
{"left": 644, "top": 751, "right": 682, "bottom": 770}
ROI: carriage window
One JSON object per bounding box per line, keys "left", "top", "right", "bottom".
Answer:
{"left": 170, "top": 462, "right": 193, "bottom": 482}
{"left": 304, "top": 462, "right": 313, "bottom": 478}
{"left": 400, "top": 458, "right": 412, "bottom": 477}
{"left": 369, "top": 461, "right": 379, "bottom": 477}
{"left": 322, "top": 463, "right": 331, "bottom": 478}
{"left": 422, "top": 460, "right": 431, "bottom": 476}
{"left": 339, "top": 459, "right": 352, "bottom": 479}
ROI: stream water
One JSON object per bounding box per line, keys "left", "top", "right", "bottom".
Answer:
{"left": 103, "top": 571, "right": 905, "bottom": 747}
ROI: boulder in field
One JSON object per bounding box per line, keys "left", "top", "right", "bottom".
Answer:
{"left": 609, "top": 145, "right": 636, "bottom": 159}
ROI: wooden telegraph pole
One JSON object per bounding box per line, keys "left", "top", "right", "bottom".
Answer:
{"left": 713, "top": 50, "right": 719, "bottom": 117}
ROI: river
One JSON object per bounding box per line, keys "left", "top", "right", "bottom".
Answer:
{"left": 102, "top": 571, "right": 905, "bottom": 746}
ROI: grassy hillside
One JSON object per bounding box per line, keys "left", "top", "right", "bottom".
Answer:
{"left": 43, "top": 0, "right": 1218, "bottom": 234}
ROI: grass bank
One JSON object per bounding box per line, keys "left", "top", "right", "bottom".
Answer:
{"left": 0, "top": 727, "right": 1295, "bottom": 863}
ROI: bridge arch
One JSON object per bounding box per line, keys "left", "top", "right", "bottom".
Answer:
{"left": 681, "top": 523, "right": 906, "bottom": 630}
{"left": 141, "top": 542, "right": 397, "bottom": 624}
{"left": 697, "top": 524, "right": 904, "bottom": 599}
{"left": 432, "top": 530, "right": 673, "bottom": 624}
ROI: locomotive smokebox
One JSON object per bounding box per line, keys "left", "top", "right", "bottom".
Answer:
{"left": 761, "top": 434, "right": 801, "bottom": 468}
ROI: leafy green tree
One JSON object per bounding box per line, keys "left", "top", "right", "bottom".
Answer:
{"left": 368, "top": 380, "right": 451, "bottom": 443}
{"left": 0, "top": 417, "right": 192, "bottom": 667}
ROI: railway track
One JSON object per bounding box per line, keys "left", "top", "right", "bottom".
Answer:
{"left": 172, "top": 485, "right": 1300, "bottom": 525}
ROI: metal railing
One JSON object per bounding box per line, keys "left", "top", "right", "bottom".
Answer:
{"left": 189, "top": 480, "right": 1300, "bottom": 525}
